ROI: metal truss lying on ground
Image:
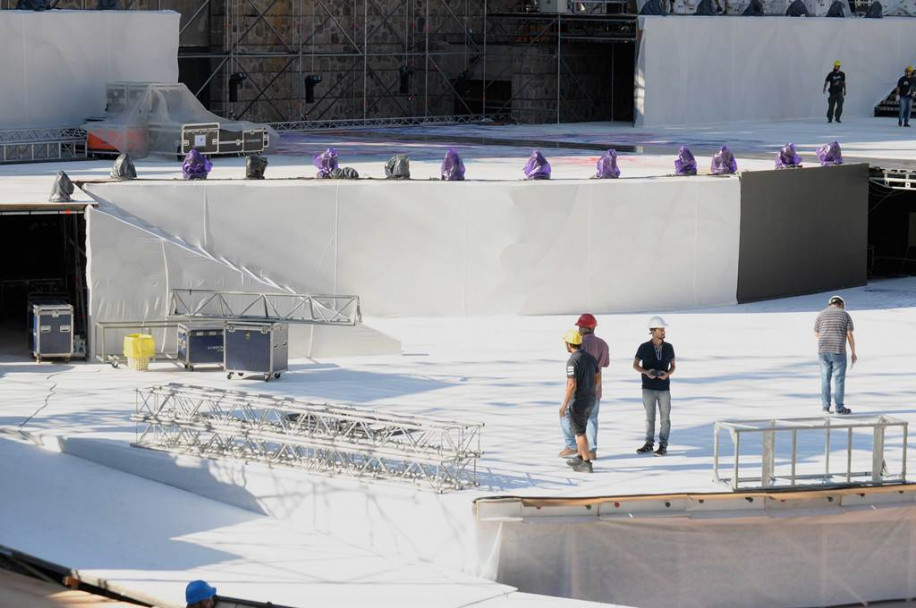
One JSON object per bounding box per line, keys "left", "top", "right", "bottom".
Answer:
{"left": 714, "top": 414, "right": 908, "bottom": 491}
{"left": 133, "top": 383, "right": 484, "bottom": 492}
{"left": 169, "top": 289, "right": 361, "bottom": 326}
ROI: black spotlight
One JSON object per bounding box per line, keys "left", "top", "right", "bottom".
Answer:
{"left": 399, "top": 65, "right": 414, "bottom": 95}
{"left": 229, "top": 72, "right": 248, "bottom": 103}
{"left": 305, "top": 74, "right": 322, "bottom": 104}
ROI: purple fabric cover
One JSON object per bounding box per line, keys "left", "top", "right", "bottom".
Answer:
{"left": 441, "top": 148, "right": 466, "bottom": 181}
{"left": 776, "top": 143, "right": 802, "bottom": 169}
{"left": 313, "top": 147, "right": 340, "bottom": 179}
{"left": 710, "top": 145, "right": 738, "bottom": 175}
{"left": 524, "top": 150, "right": 551, "bottom": 180}
{"left": 595, "top": 149, "right": 621, "bottom": 179}
{"left": 182, "top": 149, "right": 212, "bottom": 180}
{"left": 816, "top": 141, "right": 844, "bottom": 166}
{"left": 674, "top": 146, "right": 697, "bottom": 176}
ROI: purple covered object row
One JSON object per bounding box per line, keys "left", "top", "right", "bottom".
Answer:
{"left": 776, "top": 141, "right": 844, "bottom": 169}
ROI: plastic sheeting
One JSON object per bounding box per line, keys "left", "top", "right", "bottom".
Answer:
{"left": 82, "top": 178, "right": 741, "bottom": 316}
{"left": 486, "top": 504, "right": 916, "bottom": 608}
{"left": 0, "top": 11, "right": 178, "bottom": 129}
{"left": 84, "top": 204, "right": 399, "bottom": 358}
{"left": 84, "top": 83, "right": 277, "bottom": 158}
{"left": 635, "top": 16, "right": 916, "bottom": 126}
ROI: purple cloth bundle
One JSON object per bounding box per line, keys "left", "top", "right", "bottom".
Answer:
{"left": 314, "top": 147, "right": 340, "bottom": 179}
{"left": 595, "top": 149, "right": 621, "bottom": 179}
{"left": 816, "top": 141, "right": 844, "bottom": 166}
{"left": 524, "top": 150, "right": 551, "bottom": 180}
{"left": 441, "top": 148, "right": 466, "bottom": 181}
{"left": 674, "top": 146, "right": 697, "bottom": 176}
{"left": 710, "top": 145, "right": 738, "bottom": 175}
{"left": 775, "top": 143, "right": 802, "bottom": 170}
{"left": 182, "top": 149, "right": 212, "bottom": 180}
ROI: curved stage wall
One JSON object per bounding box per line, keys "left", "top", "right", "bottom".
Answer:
{"left": 0, "top": 11, "right": 179, "bottom": 129}
{"left": 83, "top": 164, "right": 866, "bottom": 320}
{"left": 636, "top": 16, "right": 916, "bottom": 126}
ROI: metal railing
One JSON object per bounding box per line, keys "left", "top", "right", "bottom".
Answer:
{"left": 93, "top": 320, "right": 182, "bottom": 367}
{"left": 133, "top": 383, "right": 484, "bottom": 492}
{"left": 169, "top": 289, "right": 361, "bottom": 326}
{"left": 714, "top": 415, "right": 908, "bottom": 491}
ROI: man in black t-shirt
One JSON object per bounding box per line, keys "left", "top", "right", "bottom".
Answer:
{"left": 560, "top": 329, "right": 598, "bottom": 473}
{"left": 823, "top": 60, "right": 846, "bottom": 124}
{"left": 632, "top": 316, "right": 676, "bottom": 457}
{"left": 897, "top": 66, "right": 915, "bottom": 127}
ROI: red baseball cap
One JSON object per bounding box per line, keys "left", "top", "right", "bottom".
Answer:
{"left": 575, "top": 313, "right": 597, "bottom": 328}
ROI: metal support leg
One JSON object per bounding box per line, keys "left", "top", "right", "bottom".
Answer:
{"left": 790, "top": 429, "right": 797, "bottom": 485}
{"left": 761, "top": 430, "right": 775, "bottom": 488}
{"left": 873, "top": 424, "right": 886, "bottom": 482}
{"left": 732, "top": 431, "right": 740, "bottom": 491}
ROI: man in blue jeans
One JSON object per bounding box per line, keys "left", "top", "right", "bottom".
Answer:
{"left": 559, "top": 313, "right": 610, "bottom": 460}
{"left": 814, "top": 295, "right": 857, "bottom": 414}
{"left": 633, "top": 316, "right": 675, "bottom": 456}
{"left": 897, "top": 66, "right": 915, "bottom": 127}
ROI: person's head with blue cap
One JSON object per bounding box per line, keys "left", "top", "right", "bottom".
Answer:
{"left": 185, "top": 580, "right": 217, "bottom": 608}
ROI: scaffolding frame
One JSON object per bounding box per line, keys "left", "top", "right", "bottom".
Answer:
{"left": 133, "top": 383, "right": 484, "bottom": 491}
{"left": 168, "top": 289, "right": 361, "bottom": 325}
{"left": 1, "top": 0, "right": 637, "bottom": 127}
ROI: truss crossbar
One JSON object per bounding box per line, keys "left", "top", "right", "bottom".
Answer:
{"left": 169, "top": 289, "right": 361, "bottom": 326}
{"left": 714, "top": 415, "right": 908, "bottom": 491}
{"left": 132, "top": 384, "right": 483, "bottom": 492}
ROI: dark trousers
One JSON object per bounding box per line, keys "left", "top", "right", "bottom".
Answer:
{"left": 827, "top": 94, "right": 844, "bottom": 122}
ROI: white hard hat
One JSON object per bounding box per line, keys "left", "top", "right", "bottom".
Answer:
{"left": 648, "top": 315, "right": 667, "bottom": 329}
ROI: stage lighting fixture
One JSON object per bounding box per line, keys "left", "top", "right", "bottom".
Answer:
{"left": 304, "top": 74, "right": 322, "bottom": 104}
{"left": 229, "top": 72, "right": 248, "bottom": 103}
{"left": 399, "top": 65, "right": 414, "bottom": 95}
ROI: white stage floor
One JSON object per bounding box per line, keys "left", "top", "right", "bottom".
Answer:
{"left": 2, "top": 278, "right": 916, "bottom": 605}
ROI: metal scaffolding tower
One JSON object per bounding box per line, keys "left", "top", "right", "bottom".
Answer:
{"left": 1, "top": 0, "right": 638, "bottom": 127}
{"left": 133, "top": 383, "right": 484, "bottom": 491}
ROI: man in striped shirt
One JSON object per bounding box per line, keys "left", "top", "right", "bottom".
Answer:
{"left": 814, "top": 295, "right": 857, "bottom": 414}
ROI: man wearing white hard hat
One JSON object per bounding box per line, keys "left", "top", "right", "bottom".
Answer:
{"left": 633, "top": 316, "right": 676, "bottom": 456}
{"left": 814, "top": 295, "right": 857, "bottom": 414}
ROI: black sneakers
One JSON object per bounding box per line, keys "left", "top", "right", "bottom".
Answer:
{"left": 836, "top": 406, "right": 852, "bottom": 415}
{"left": 636, "top": 443, "right": 654, "bottom": 454}
{"left": 654, "top": 445, "right": 668, "bottom": 457}
{"left": 566, "top": 456, "right": 593, "bottom": 473}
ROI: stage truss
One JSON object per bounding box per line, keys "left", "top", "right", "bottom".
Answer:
{"left": 169, "top": 289, "right": 362, "bottom": 326}
{"left": 133, "top": 383, "right": 484, "bottom": 492}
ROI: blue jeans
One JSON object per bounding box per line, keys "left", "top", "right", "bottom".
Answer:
{"left": 900, "top": 96, "right": 913, "bottom": 124}
{"left": 643, "top": 389, "right": 671, "bottom": 446}
{"left": 561, "top": 398, "right": 600, "bottom": 451}
{"left": 819, "top": 352, "right": 847, "bottom": 409}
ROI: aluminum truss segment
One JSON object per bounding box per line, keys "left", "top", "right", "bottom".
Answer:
{"left": 133, "top": 384, "right": 483, "bottom": 492}
{"left": 169, "top": 289, "right": 361, "bottom": 326}
{"left": 713, "top": 415, "right": 908, "bottom": 491}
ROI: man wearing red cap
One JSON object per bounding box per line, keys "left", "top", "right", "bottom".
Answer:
{"left": 560, "top": 313, "right": 610, "bottom": 459}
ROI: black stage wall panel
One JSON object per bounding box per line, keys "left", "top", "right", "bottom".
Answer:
{"left": 737, "top": 163, "right": 868, "bottom": 303}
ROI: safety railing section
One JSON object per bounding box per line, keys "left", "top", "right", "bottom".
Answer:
{"left": 169, "top": 289, "right": 361, "bottom": 326}
{"left": 132, "top": 384, "right": 483, "bottom": 492}
{"left": 714, "top": 415, "right": 908, "bottom": 491}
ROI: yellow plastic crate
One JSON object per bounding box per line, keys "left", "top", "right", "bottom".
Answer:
{"left": 123, "top": 333, "right": 155, "bottom": 359}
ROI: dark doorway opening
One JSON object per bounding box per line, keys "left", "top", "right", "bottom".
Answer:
{"left": 868, "top": 182, "right": 916, "bottom": 277}
{"left": 0, "top": 211, "right": 88, "bottom": 360}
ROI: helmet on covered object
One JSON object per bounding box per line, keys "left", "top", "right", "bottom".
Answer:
{"left": 562, "top": 329, "right": 583, "bottom": 346}
{"left": 575, "top": 313, "right": 597, "bottom": 328}
{"left": 648, "top": 316, "right": 668, "bottom": 329}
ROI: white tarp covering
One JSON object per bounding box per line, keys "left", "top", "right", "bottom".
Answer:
{"left": 487, "top": 505, "right": 916, "bottom": 607}
{"left": 636, "top": 16, "right": 916, "bottom": 126}
{"left": 82, "top": 178, "right": 741, "bottom": 317}
{"left": 85, "top": 204, "right": 400, "bottom": 358}
{"left": 0, "top": 11, "right": 179, "bottom": 129}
